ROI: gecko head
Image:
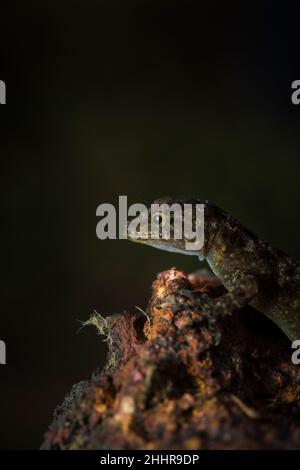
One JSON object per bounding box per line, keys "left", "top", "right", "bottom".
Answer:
{"left": 126, "top": 197, "right": 220, "bottom": 259}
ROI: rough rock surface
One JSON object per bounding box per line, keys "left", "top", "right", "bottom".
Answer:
{"left": 42, "top": 268, "right": 300, "bottom": 450}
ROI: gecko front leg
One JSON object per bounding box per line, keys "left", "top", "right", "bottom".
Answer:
{"left": 179, "top": 271, "right": 258, "bottom": 319}
{"left": 176, "top": 274, "right": 257, "bottom": 345}
{"left": 212, "top": 272, "right": 258, "bottom": 317}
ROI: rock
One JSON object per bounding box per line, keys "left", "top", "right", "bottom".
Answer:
{"left": 42, "top": 268, "right": 300, "bottom": 450}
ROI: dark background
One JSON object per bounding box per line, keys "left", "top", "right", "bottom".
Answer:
{"left": 1, "top": 0, "right": 300, "bottom": 449}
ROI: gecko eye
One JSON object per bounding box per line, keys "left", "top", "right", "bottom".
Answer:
{"left": 152, "top": 212, "right": 164, "bottom": 226}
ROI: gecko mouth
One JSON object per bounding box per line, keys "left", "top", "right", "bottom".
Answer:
{"left": 127, "top": 236, "right": 147, "bottom": 244}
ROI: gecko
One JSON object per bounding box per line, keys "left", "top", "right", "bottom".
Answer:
{"left": 126, "top": 197, "right": 300, "bottom": 341}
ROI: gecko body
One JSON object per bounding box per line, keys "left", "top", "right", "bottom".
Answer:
{"left": 127, "top": 197, "right": 300, "bottom": 341}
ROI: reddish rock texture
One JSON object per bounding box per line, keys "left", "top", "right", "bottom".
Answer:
{"left": 42, "top": 268, "right": 300, "bottom": 450}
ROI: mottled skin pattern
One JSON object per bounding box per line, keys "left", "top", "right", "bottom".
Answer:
{"left": 127, "top": 197, "right": 300, "bottom": 341}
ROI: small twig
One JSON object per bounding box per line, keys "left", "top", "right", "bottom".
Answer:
{"left": 135, "top": 306, "right": 151, "bottom": 337}
{"left": 231, "top": 394, "right": 260, "bottom": 420}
